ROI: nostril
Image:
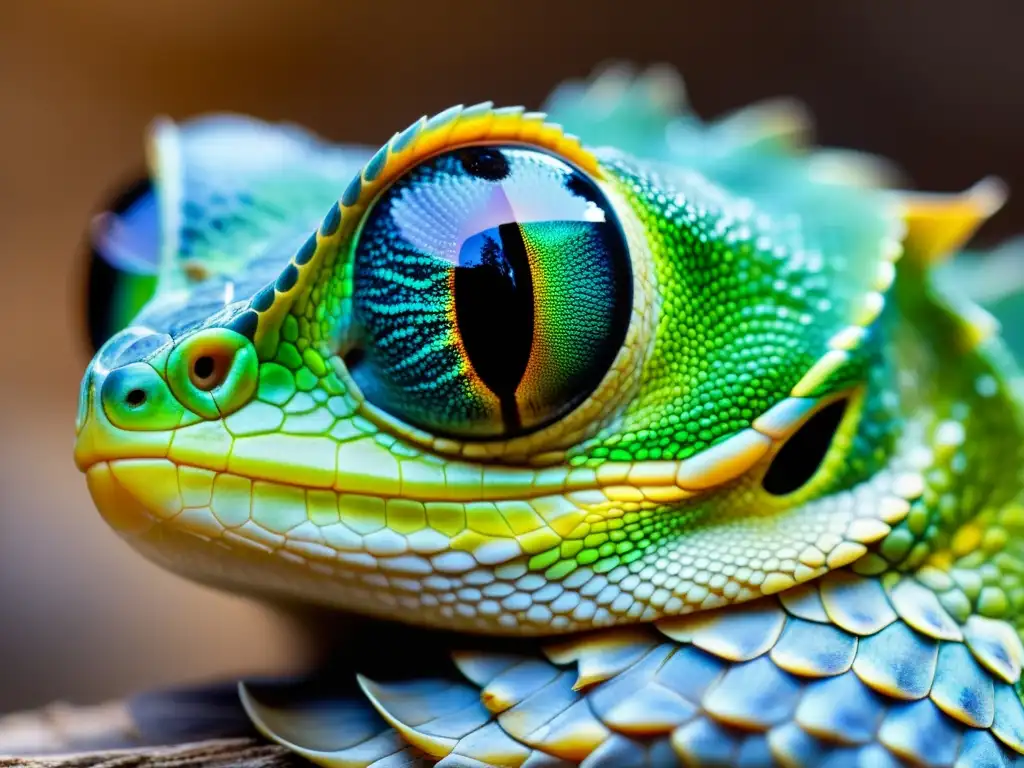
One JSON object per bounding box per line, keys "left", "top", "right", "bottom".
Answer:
{"left": 125, "top": 388, "right": 147, "bottom": 408}
{"left": 100, "top": 362, "right": 182, "bottom": 430}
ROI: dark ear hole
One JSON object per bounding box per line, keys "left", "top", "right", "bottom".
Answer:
{"left": 343, "top": 348, "right": 366, "bottom": 373}
{"left": 762, "top": 398, "right": 849, "bottom": 496}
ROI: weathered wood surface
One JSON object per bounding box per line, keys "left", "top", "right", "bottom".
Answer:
{"left": 1, "top": 739, "right": 297, "bottom": 768}
{"left": 0, "top": 698, "right": 303, "bottom": 767}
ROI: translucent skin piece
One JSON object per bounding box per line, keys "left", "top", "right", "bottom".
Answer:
{"left": 76, "top": 63, "right": 1024, "bottom": 764}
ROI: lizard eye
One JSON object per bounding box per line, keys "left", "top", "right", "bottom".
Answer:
{"left": 348, "top": 145, "right": 632, "bottom": 439}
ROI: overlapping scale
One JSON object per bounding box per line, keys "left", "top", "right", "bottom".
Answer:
{"left": 544, "top": 629, "right": 659, "bottom": 690}
{"left": 769, "top": 616, "right": 857, "bottom": 677}
{"left": 452, "top": 650, "right": 529, "bottom": 688}
{"left": 965, "top": 615, "right": 1024, "bottom": 685}
{"left": 436, "top": 721, "right": 533, "bottom": 766}
{"left": 670, "top": 717, "right": 742, "bottom": 765}
{"left": 735, "top": 734, "right": 775, "bottom": 766}
{"left": 701, "top": 656, "right": 803, "bottom": 730}
{"left": 818, "top": 570, "right": 898, "bottom": 635}
{"left": 497, "top": 670, "right": 580, "bottom": 745}
{"left": 958, "top": 729, "right": 1014, "bottom": 768}
{"left": 480, "top": 659, "right": 562, "bottom": 714}
{"left": 357, "top": 676, "right": 491, "bottom": 760}
{"left": 851, "top": 620, "right": 939, "bottom": 700}
{"left": 650, "top": 645, "right": 727, "bottom": 704}
{"left": 777, "top": 582, "right": 831, "bottom": 623}
{"left": 244, "top": 572, "right": 1024, "bottom": 767}
{"left": 586, "top": 645, "right": 695, "bottom": 736}
{"left": 993, "top": 683, "right": 1024, "bottom": 753}
{"left": 888, "top": 577, "right": 963, "bottom": 641}
{"left": 878, "top": 698, "right": 962, "bottom": 765}
{"left": 577, "top": 733, "right": 647, "bottom": 768}
{"left": 794, "top": 669, "right": 886, "bottom": 744}
{"left": 516, "top": 699, "right": 612, "bottom": 762}
{"left": 655, "top": 602, "right": 786, "bottom": 662}
{"left": 931, "top": 642, "right": 995, "bottom": 728}
{"left": 767, "top": 723, "right": 831, "bottom": 767}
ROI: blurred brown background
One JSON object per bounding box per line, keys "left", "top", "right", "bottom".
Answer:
{"left": 1, "top": 0, "right": 1022, "bottom": 712}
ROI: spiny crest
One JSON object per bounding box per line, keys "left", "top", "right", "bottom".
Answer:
{"left": 899, "top": 178, "right": 1007, "bottom": 265}
{"left": 231, "top": 103, "right": 601, "bottom": 359}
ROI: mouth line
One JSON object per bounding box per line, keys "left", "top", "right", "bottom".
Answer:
{"left": 77, "top": 393, "right": 843, "bottom": 509}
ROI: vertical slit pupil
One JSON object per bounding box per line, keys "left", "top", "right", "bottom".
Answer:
{"left": 454, "top": 222, "right": 534, "bottom": 431}
{"left": 762, "top": 398, "right": 849, "bottom": 496}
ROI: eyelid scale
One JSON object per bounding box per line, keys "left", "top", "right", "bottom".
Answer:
{"left": 234, "top": 104, "right": 606, "bottom": 361}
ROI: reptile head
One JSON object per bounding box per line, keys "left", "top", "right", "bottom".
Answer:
{"left": 76, "top": 98, "right": 951, "bottom": 635}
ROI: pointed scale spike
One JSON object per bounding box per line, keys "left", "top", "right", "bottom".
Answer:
{"left": 712, "top": 97, "right": 814, "bottom": 153}
{"left": 543, "top": 628, "right": 658, "bottom": 690}
{"left": 496, "top": 670, "right": 579, "bottom": 745}
{"left": 634, "top": 63, "right": 688, "bottom": 113}
{"left": 438, "top": 721, "right": 533, "bottom": 767}
{"left": 515, "top": 698, "right": 613, "bottom": 762}
{"left": 451, "top": 650, "right": 530, "bottom": 689}
{"left": 238, "top": 680, "right": 421, "bottom": 768}
{"left": 656, "top": 601, "right": 786, "bottom": 662}
{"left": 900, "top": 177, "right": 1007, "bottom": 264}
{"left": 356, "top": 675, "right": 491, "bottom": 761}
{"left": 479, "top": 659, "right": 562, "bottom": 715}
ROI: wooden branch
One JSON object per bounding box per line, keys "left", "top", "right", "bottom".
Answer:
{"left": 1, "top": 739, "right": 297, "bottom": 768}
{"left": 0, "top": 698, "right": 303, "bottom": 767}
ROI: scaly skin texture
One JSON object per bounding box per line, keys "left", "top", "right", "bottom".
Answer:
{"left": 76, "top": 66, "right": 1024, "bottom": 765}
